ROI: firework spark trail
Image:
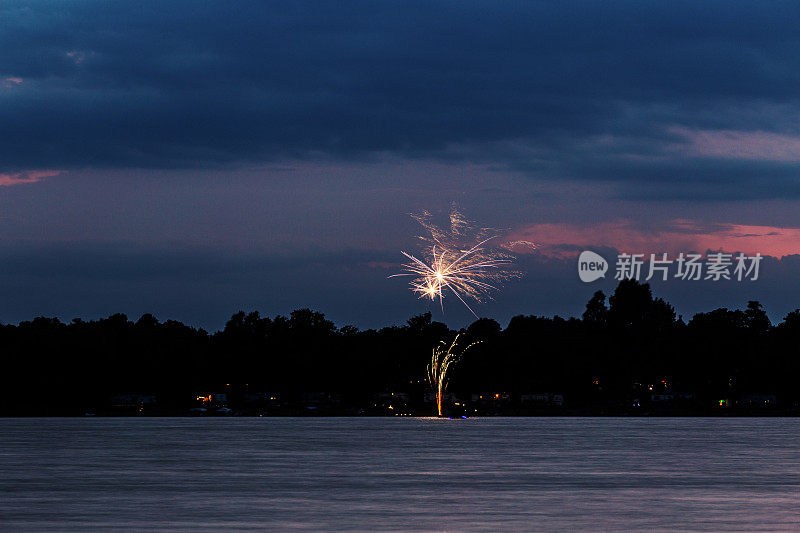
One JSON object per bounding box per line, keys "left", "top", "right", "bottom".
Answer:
{"left": 390, "top": 206, "right": 529, "bottom": 317}
{"left": 428, "top": 334, "right": 481, "bottom": 416}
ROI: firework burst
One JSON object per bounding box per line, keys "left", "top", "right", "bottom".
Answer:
{"left": 390, "top": 206, "right": 529, "bottom": 317}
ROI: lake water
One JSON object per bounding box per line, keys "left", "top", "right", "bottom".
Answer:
{"left": 1, "top": 417, "right": 798, "bottom": 531}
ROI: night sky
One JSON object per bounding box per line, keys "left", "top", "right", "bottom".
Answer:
{"left": 2, "top": 1, "right": 800, "bottom": 330}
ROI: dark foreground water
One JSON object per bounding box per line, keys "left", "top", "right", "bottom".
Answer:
{"left": 1, "top": 418, "right": 798, "bottom": 531}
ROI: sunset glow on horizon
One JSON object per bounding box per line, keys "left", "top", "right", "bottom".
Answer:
{"left": 508, "top": 220, "right": 800, "bottom": 259}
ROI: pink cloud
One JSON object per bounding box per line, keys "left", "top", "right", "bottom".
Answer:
{"left": 671, "top": 126, "right": 800, "bottom": 162}
{"left": 0, "top": 169, "right": 61, "bottom": 187}
{"left": 66, "top": 51, "right": 86, "bottom": 64}
{"left": 2, "top": 76, "right": 23, "bottom": 87}
{"left": 509, "top": 219, "right": 800, "bottom": 259}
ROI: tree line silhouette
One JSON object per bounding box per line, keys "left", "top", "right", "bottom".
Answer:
{"left": 1, "top": 279, "right": 798, "bottom": 415}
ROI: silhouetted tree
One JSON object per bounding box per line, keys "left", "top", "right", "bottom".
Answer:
{"left": 582, "top": 290, "right": 608, "bottom": 326}
{"left": 608, "top": 279, "right": 675, "bottom": 331}
{"left": 745, "top": 300, "right": 771, "bottom": 333}
{"left": 406, "top": 312, "right": 432, "bottom": 333}
{"left": 467, "top": 318, "right": 501, "bottom": 339}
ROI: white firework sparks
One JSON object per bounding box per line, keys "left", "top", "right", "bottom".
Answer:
{"left": 390, "top": 206, "right": 527, "bottom": 317}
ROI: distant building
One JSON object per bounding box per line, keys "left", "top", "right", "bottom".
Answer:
{"left": 193, "top": 392, "right": 227, "bottom": 408}
{"left": 374, "top": 391, "right": 409, "bottom": 402}
{"left": 471, "top": 392, "right": 510, "bottom": 403}
{"left": 111, "top": 393, "right": 157, "bottom": 406}
{"left": 740, "top": 394, "right": 777, "bottom": 408}
{"left": 518, "top": 393, "right": 565, "bottom": 408}
{"left": 243, "top": 392, "right": 281, "bottom": 404}
{"left": 520, "top": 393, "right": 550, "bottom": 405}
{"left": 650, "top": 393, "right": 674, "bottom": 403}
{"left": 371, "top": 391, "right": 411, "bottom": 415}
{"left": 656, "top": 377, "right": 672, "bottom": 393}
{"left": 469, "top": 392, "right": 511, "bottom": 414}
{"left": 299, "top": 392, "right": 342, "bottom": 411}
{"left": 110, "top": 393, "right": 157, "bottom": 412}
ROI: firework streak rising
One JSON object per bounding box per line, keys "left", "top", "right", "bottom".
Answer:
{"left": 390, "top": 207, "right": 531, "bottom": 317}
{"left": 428, "top": 334, "right": 481, "bottom": 416}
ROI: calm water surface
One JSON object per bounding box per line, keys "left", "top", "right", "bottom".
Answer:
{"left": 1, "top": 417, "right": 798, "bottom": 531}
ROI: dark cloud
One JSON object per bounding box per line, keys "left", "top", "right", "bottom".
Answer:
{"left": 2, "top": 1, "right": 800, "bottom": 198}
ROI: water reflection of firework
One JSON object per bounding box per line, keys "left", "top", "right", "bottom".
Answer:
{"left": 391, "top": 206, "right": 527, "bottom": 317}
{"left": 428, "top": 334, "right": 480, "bottom": 417}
